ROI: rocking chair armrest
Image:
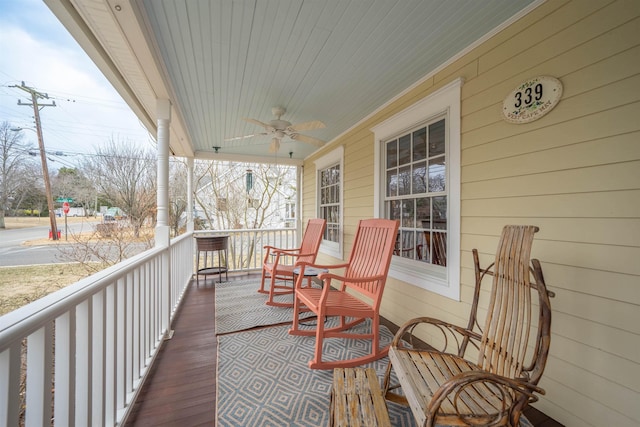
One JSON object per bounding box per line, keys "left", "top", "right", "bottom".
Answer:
{"left": 272, "top": 249, "right": 318, "bottom": 260}
{"left": 391, "top": 317, "right": 482, "bottom": 352}
{"left": 295, "top": 260, "right": 351, "bottom": 271}
{"left": 315, "top": 272, "right": 387, "bottom": 293}
{"left": 265, "top": 246, "right": 302, "bottom": 254}
{"left": 429, "top": 370, "right": 545, "bottom": 418}
{"left": 317, "top": 272, "right": 386, "bottom": 284}
{"left": 292, "top": 261, "right": 349, "bottom": 289}
{"left": 264, "top": 246, "right": 307, "bottom": 264}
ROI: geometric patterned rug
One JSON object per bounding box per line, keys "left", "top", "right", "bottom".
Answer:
{"left": 214, "top": 279, "right": 315, "bottom": 335}
{"left": 217, "top": 318, "right": 418, "bottom": 426}
{"left": 215, "top": 284, "right": 534, "bottom": 427}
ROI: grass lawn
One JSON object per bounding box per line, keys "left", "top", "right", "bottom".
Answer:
{"left": 2, "top": 215, "right": 90, "bottom": 229}
{"left": 0, "top": 264, "right": 92, "bottom": 316}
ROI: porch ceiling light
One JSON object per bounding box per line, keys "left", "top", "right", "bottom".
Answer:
{"left": 269, "top": 138, "right": 280, "bottom": 153}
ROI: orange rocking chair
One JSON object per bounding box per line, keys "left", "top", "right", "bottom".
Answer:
{"left": 259, "top": 218, "right": 326, "bottom": 307}
{"left": 289, "top": 218, "right": 399, "bottom": 369}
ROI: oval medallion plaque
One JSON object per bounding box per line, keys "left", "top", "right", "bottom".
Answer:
{"left": 502, "top": 76, "right": 563, "bottom": 124}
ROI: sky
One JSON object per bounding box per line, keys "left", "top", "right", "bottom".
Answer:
{"left": 0, "top": 0, "right": 154, "bottom": 169}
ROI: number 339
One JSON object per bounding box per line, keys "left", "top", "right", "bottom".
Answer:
{"left": 514, "top": 83, "right": 543, "bottom": 108}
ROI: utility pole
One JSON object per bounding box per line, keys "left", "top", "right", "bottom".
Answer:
{"left": 12, "top": 82, "right": 59, "bottom": 240}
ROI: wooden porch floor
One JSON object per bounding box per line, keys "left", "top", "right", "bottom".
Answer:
{"left": 124, "top": 273, "right": 563, "bottom": 427}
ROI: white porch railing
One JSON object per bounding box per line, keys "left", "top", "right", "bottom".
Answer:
{"left": 0, "top": 227, "right": 296, "bottom": 426}
{"left": 0, "top": 232, "right": 193, "bottom": 427}
{"left": 194, "top": 227, "right": 297, "bottom": 272}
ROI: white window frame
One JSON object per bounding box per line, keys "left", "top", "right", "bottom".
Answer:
{"left": 314, "top": 146, "right": 344, "bottom": 259}
{"left": 371, "top": 78, "right": 462, "bottom": 300}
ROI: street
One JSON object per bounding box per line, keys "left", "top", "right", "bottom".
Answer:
{"left": 0, "top": 220, "right": 107, "bottom": 266}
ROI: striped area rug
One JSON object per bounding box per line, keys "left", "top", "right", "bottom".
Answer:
{"left": 214, "top": 279, "right": 314, "bottom": 335}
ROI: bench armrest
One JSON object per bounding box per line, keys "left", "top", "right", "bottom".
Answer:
{"left": 392, "top": 317, "right": 482, "bottom": 356}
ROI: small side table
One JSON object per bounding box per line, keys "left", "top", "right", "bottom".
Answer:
{"left": 195, "top": 235, "right": 229, "bottom": 285}
{"left": 292, "top": 266, "right": 329, "bottom": 284}
{"left": 330, "top": 367, "right": 391, "bottom": 427}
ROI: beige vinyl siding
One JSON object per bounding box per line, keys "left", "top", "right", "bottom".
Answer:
{"left": 303, "top": 1, "right": 640, "bottom": 425}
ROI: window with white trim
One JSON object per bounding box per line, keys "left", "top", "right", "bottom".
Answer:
{"left": 385, "top": 117, "right": 447, "bottom": 266}
{"left": 372, "top": 78, "right": 462, "bottom": 300}
{"left": 315, "top": 146, "right": 344, "bottom": 259}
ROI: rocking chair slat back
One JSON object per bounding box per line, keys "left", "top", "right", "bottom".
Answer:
{"left": 479, "top": 225, "right": 538, "bottom": 379}
{"left": 298, "top": 218, "right": 327, "bottom": 264}
{"left": 344, "top": 219, "right": 399, "bottom": 302}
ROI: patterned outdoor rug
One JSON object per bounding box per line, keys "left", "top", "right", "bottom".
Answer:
{"left": 214, "top": 279, "right": 315, "bottom": 335}
{"left": 216, "top": 318, "right": 416, "bottom": 426}
{"left": 216, "top": 317, "right": 535, "bottom": 427}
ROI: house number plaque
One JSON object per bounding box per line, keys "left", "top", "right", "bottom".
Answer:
{"left": 502, "top": 76, "right": 562, "bottom": 124}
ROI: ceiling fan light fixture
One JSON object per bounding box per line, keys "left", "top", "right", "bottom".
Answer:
{"left": 237, "top": 106, "right": 326, "bottom": 153}
{"left": 269, "top": 138, "right": 280, "bottom": 153}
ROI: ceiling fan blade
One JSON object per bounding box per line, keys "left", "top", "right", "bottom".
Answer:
{"left": 290, "top": 133, "right": 325, "bottom": 147}
{"left": 223, "top": 133, "right": 258, "bottom": 142}
{"left": 287, "top": 120, "right": 325, "bottom": 132}
{"left": 243, "top": 117, "right": 274, "bottom": 131}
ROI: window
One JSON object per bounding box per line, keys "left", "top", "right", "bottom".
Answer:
{"left": 385, "top": 118, "right": 448, "bottom": 266}
{"left": 372, "top": 78, "right": 462, "bottom": 300}
{"left": 285, "top": 201, "right": 296, "bottom": 220}
{"left": 284, "top": 201, "right": 296, "bottom": 228}
{"left": 315, "top": 146, "right": 344, "bottom": 258}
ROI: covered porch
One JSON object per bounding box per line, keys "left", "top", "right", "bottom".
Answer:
{"left": 1, "top": 0, "right": 638, "bottom": 426}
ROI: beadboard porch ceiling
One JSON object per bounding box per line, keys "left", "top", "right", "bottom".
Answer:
{"left": 47, "top": 0, "right": 537, "bottom": 164}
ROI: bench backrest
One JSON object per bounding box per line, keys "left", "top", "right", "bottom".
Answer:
{"left": 476, "top": 225, "right": 552, "bottom": 385}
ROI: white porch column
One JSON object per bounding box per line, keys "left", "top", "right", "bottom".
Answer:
{"left": 156, "top": 99, "right": 172, "bottom": 339}
{"left": 296, "top": 165, "right": 303, "bottom": 242}
{"left": 156, "top": 99, "right": 171, "bottom": 246}
{"left": 186, "top": 157, "right": 194, "bottom": 233}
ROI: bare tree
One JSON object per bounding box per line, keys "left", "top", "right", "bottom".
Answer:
{"left": 193, "top": 160, "right": 296, "bottom": 267}
{"left": 57, "top": 223, "right": 154, "bottom": 272}
{"left": 82, "top": 138, "right": 156, "bottom": 236}
{"left": 12, "top": 167, "right": 46, "bottom": 215}
{"left": 0, "top": 122, "right": 37, "bottom": 228}
{"left": 194, "top": 161, "right": 293, "bottom": 228}
{"left": 52, "top": 167, "right": 96, "bottom": 215}
{"left": 168, "top": 159, "right": 188, "bottom": 236}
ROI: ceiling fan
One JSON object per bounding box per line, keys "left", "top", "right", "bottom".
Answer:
{"left": 227, "top": 106, "right": 326, "bottom": 152}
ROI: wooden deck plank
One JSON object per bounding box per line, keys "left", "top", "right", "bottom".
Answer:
{"left": 123, "top": 277, "right": 218, "bottom": 427}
